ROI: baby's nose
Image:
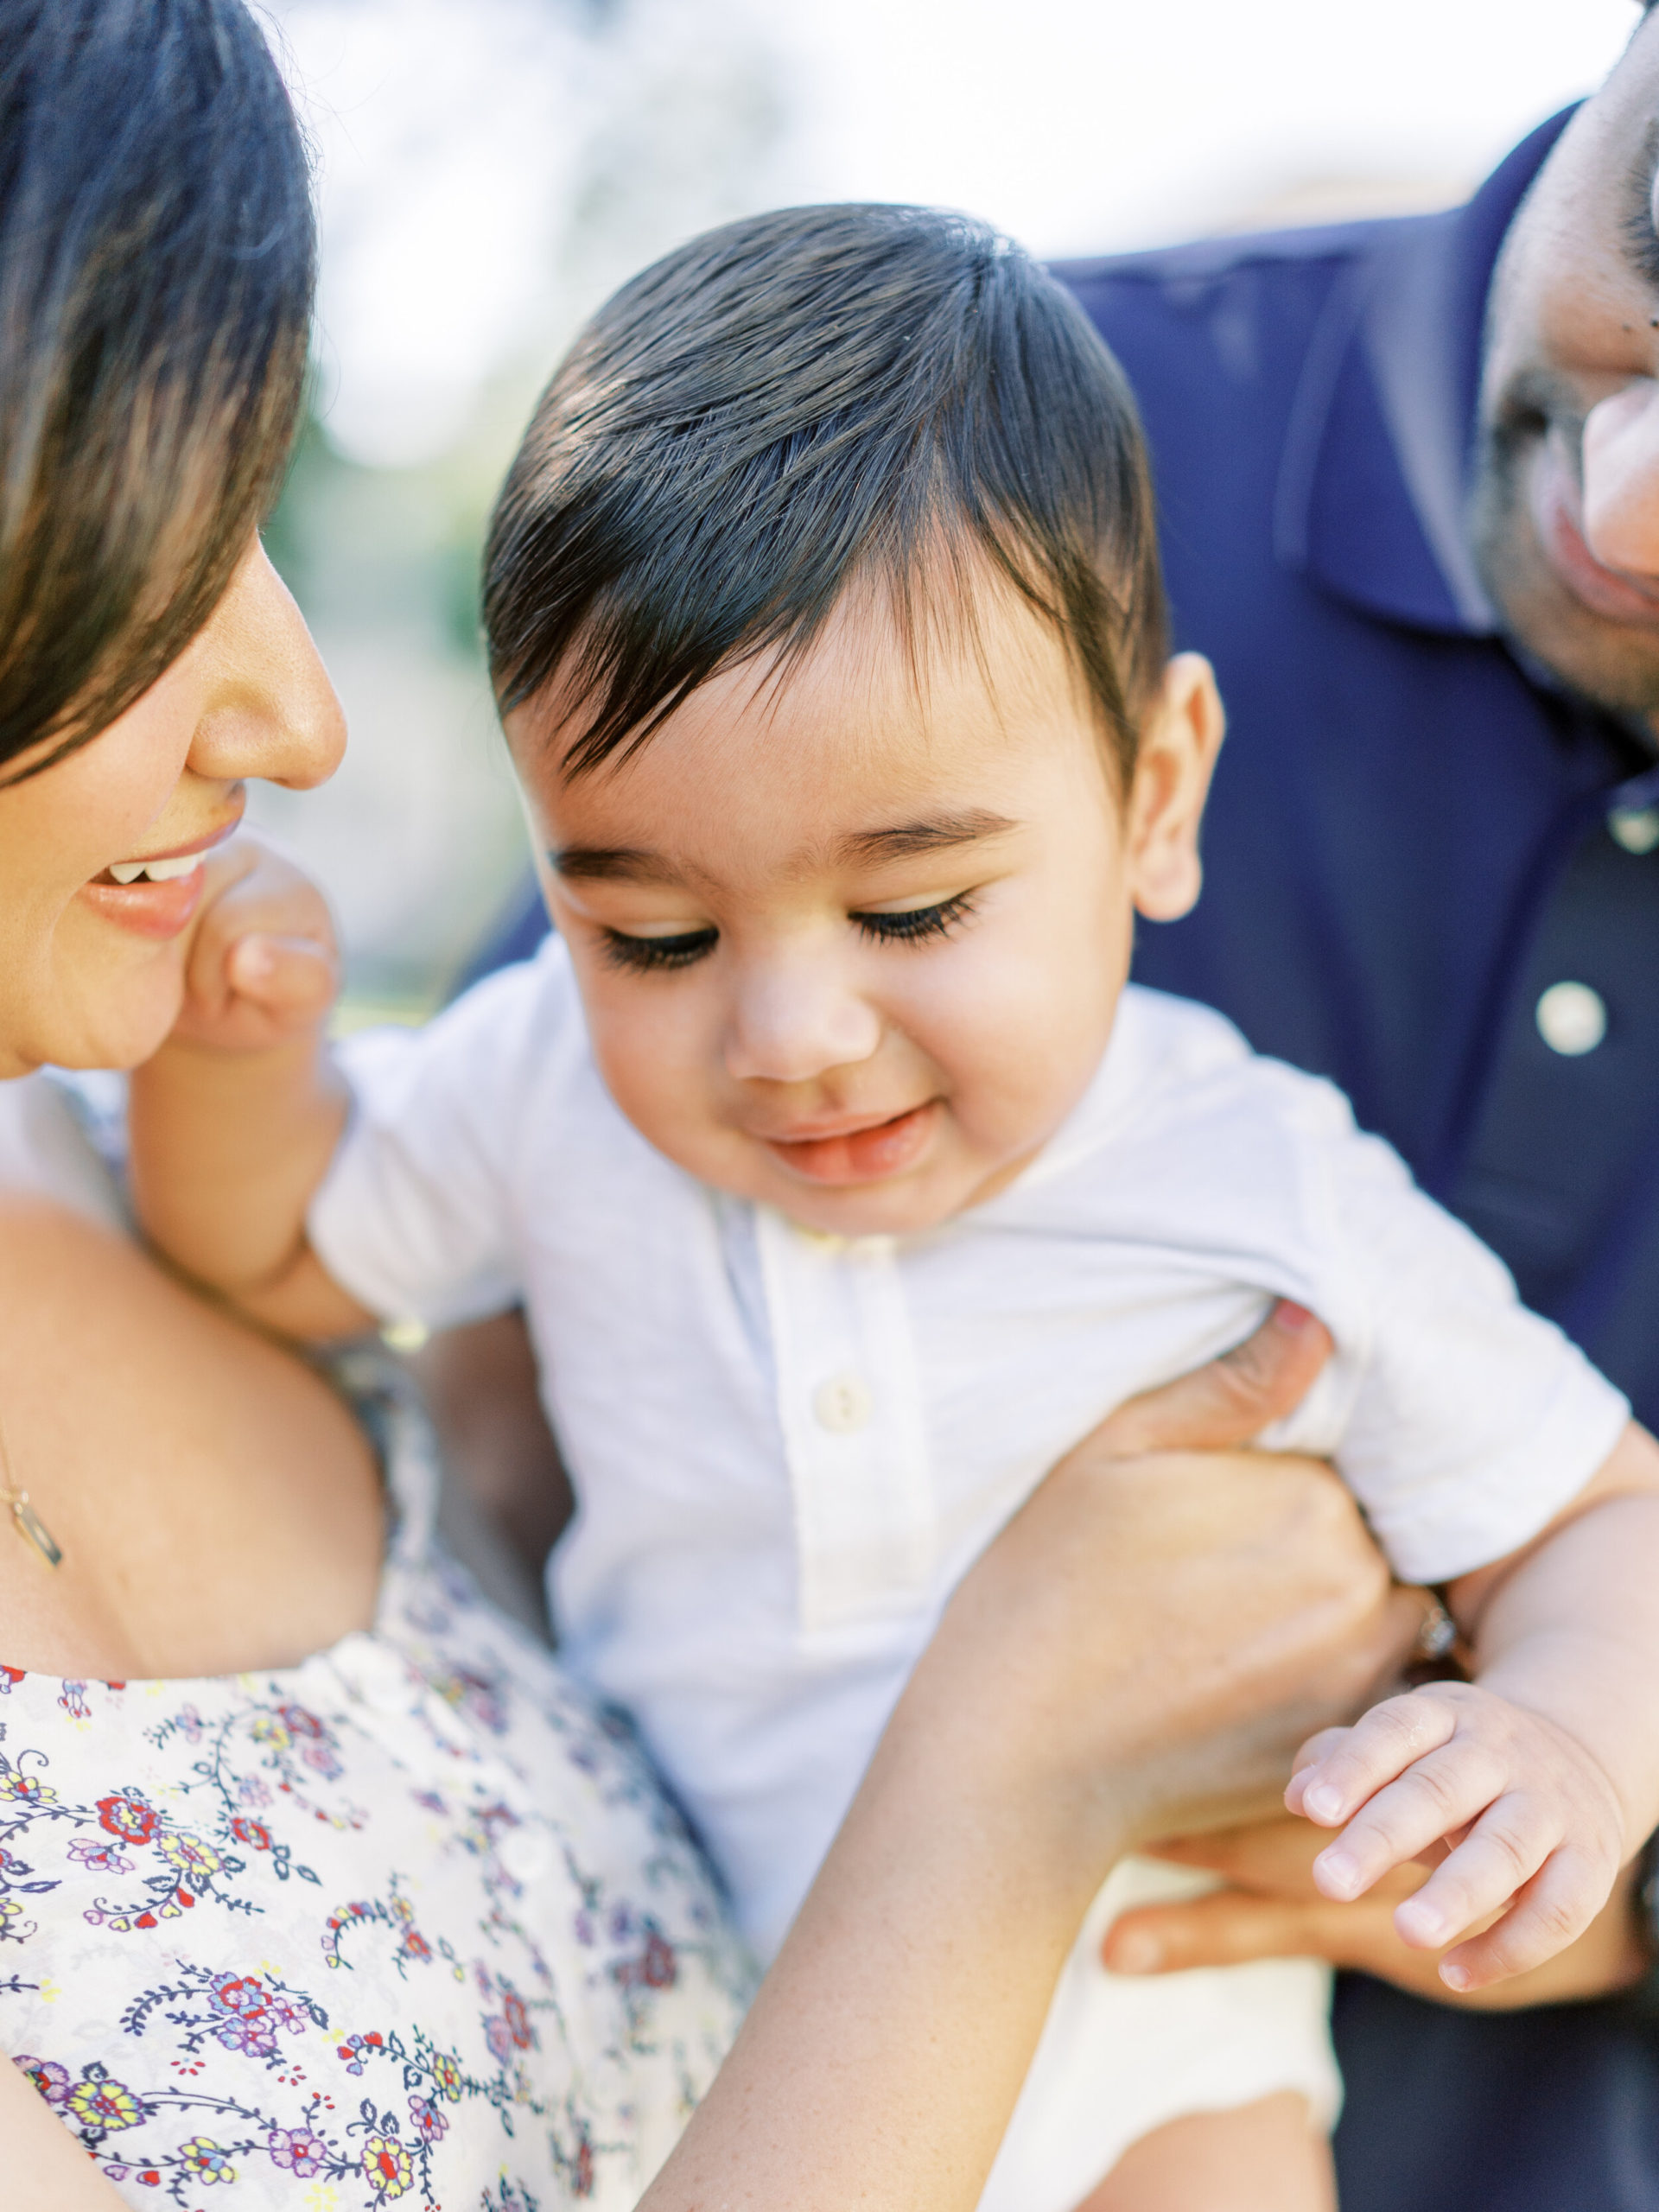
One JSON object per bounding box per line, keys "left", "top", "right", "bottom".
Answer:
{"left": 723, "top": 967, "right": 882, "bottom": 1084}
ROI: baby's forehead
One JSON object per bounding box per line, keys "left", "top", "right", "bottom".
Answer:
{"left": 512, "top": 575, "right": 1101, "bottom": 804}
{"left": 520, "top": 632, "right": 1113, "bottom": 905}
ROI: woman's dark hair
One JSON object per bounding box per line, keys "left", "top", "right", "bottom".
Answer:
{"left": 0, "top": 0, "right": 315, "bottom": 782}
{"left": 485, "top": 204, "right": 1166, "bottom": 785}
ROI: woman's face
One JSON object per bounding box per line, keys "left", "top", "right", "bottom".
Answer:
{"left": 0, "top": 540, "right": 344, "bottom": 1077}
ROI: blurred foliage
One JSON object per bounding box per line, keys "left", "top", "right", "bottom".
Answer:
{"left": 253, "top": 0, "right": 787, "bottom": 1014}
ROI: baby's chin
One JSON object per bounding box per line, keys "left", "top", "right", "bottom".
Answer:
{"left": 741, "top": 1143, "right": 1029, "bottom": 1240}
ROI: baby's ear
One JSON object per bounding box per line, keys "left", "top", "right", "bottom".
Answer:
{"left": 1125, "top": 653, "right": 1225, "bottom": 923}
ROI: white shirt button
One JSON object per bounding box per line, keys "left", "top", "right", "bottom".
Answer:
{"left": 813, "top": 1372, "right": 873, "bottom": 1433}
{"left": 1535, "top": 981, "right": 1607, "bottom": 1057}
{"left": 1610, "top": 805, "right": 1659, "bottom": 855}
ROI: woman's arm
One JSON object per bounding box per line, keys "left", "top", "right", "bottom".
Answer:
{"left": 643, "top": 1306, "right": 1423, "bottom": 2212}
{"left": 0, "top": 2056, "right": 128, "bottom": 2209}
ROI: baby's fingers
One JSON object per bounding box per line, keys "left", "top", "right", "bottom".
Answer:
{"left": 226, "top": 933, "right": 338, "bottom": 1021}
{"left": 1434, "top": 1844, "right": 1606, "bottom": 1993}
{"left": 1291, "top": 1690, "right": 1457, "bottom": 1829}
{"left": 1283, "top": 1726, "right": 1356, "bottom": 1816}
{"left": 1308, "top": 1733, "right": 1510, "bottom": 1904}
{"left": 1386, "top": 1791, "right": 1559, "bottom": 1954}
{"left": 173, "top": 928, "right": 340, "bottom": 1052}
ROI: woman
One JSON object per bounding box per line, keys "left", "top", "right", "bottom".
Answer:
{"left": 0, "top": 7, "right": 1634, "bottom": 2210}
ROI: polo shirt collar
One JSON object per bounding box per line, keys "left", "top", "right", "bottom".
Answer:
{"left": 1274, "top": 109, "right": 1576, "bottom": 637}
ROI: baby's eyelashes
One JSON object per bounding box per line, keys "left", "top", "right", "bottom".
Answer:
{"left": 849, "top": 892, "right": 978, "bottom": 946}
{"left": 599, "top": 925, "right": 718, "bottom": 975}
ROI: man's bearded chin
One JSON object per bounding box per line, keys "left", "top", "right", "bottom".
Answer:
{"left": 1471, "top": 395, "right": 1659, "bottom": 744}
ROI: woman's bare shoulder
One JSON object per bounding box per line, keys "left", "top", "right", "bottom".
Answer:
{"left": 0, "top": 1193, "right": 385, "bottom": 1680}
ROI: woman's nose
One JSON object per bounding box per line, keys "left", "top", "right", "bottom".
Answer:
{"left": 184, "top": 540, "right": 346, "bottom": 791}
{"left": 723, "top": 956, "right": 883, "bottom": 1085}
{"left": 1581, "top": 379, "right": 1659, "bottom": 578}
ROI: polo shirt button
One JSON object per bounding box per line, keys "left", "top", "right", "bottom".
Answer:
{"left": 1609, "top": 804, "right": 1659, "bottom": 854}
{"left": 1535, "top": 981, "right": 1607, "bottom": 1057}
{"left": 813, "top": 1372, "right": 872, "bottom": 1433}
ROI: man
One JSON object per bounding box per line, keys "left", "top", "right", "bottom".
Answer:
{"left": 1053, "top": 7, "right": 1659, "bottom": 2206}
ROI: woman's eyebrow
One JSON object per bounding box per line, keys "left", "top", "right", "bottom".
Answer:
{"left": 836, "top": 810, "right": 1020, "bottom": 866}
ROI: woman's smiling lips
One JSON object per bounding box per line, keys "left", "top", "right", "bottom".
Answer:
{"left": 760, "top": 1102, "right": 938, "bottom": 1185}
{"left": 78, "top": 811, "right": 244, "bottom": 941}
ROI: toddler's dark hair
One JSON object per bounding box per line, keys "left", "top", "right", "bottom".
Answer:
{"left": 485, "top": 203, "right": 1166, "bottom": 784}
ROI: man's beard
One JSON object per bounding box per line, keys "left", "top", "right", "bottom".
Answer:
{"left": 1471, "top": 379, "right": 1659, "bottom": 740}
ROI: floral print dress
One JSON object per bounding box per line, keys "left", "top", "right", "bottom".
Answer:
{"left": 0, "top": 1370, "right": 753, "bottom": 2209}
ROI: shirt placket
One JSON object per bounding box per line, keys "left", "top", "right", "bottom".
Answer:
{"left": 754, "top": 1209, "right": 935, "bottom": 1641}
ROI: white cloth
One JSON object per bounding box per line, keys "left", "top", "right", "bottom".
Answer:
{"left": 312, "top": 938, "right": 1630, "bottom": 2203}
{"left": 0, "top": 1070, "right": 128, "bottom": 1230}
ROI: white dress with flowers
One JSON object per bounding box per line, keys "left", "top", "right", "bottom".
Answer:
{"left": 0, "top": 1360, "right": 753, "bottom": 2210}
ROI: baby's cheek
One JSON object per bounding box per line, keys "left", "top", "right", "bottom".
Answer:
{"left": 587, "top": 1003, "right": 723, "bottom": 1171}
{"left": 925, "top": 962, "right": 1111, "bottom": 1154}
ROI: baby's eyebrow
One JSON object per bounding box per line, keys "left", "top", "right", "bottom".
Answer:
{"left": 550, "top": 810, "right": 1020, "bottom": 886}
{"left": 836, "top": 810, "right": 1020, "bottom": 866}
{"left": 549, "top": 844, "right": 681, "bottom": 885}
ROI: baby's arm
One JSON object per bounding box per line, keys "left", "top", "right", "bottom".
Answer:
{"left": 128, "top": 838, "right": 377, "bottom": 1338}
{"left": 1287, "top": 1420, "right": 1659, "bottom": 1993}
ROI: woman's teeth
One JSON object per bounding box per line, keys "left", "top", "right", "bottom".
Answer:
{"left": 106, "top": 855, "right": 200, "bottom": 885}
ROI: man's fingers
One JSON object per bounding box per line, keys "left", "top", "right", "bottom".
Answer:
{"left": 1092, "top": 1300, "right": 1334, "bottom": 1456}
{"left": 1106, "top": 1891, "right": 1362, "bottom": 1976}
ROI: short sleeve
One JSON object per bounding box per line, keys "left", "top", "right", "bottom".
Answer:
{"left": 1325, "top": 1129, "right": 1630, "bottom": 1584}
{"left": 308, "top": 941, "right": 575, "bottom": 1330}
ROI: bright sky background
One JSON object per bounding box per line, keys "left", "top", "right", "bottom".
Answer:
{"left": 773, "top": 0, "right": 1643, "bottom": 254}
{"left": 272, "top": 0, "right": 1644, "bottom": 467}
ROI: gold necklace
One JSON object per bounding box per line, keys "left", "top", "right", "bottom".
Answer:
{"left": 0, "top": 1412, "right": 62, "bottom": 1568}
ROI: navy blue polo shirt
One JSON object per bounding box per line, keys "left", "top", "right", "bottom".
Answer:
{"left": 1058, "top": 113, "right": 1659, "bottom": 1430}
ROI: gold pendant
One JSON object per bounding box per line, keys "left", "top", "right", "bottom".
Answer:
{"left": 3, "top": 1489, "right": 61, "bottom": 1568}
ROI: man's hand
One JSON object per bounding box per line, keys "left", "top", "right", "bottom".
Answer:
{"left": 169, "top": 835, "right": 340, "bottom": 1056}
{"left": 1101, "top": 1815, "right": 1649, "bottom": 2010}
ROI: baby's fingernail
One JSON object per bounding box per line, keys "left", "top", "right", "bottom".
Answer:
{"left": 1302, "top": 1782, "right": 1345, "bottom": 1823}
{"left": 1109, "top": 1931, "right": 1163, "bottom": 1974}
{"left": 1395, "top": 1898, "right": 1446, "bottom": 1945}
{"left": 1314, "top": 1847, "right": 1360, "bottom": 1897}
{"left": 1274, "top": 1300, "right": 1314, "bottom": 1333}
{"left": 1440, "top": 1961, "right": 1471, "bottom": 1993}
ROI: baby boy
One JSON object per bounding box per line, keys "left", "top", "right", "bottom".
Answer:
{"left": 131, "top": 206, "right": 1659, "bottom": 2212}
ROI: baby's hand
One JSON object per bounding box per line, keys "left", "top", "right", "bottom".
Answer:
{"left": 1286, "top": 1681, "right": 1626, "bottom": 1993}
{"left": 168, "top": 836, "right": 340, "bottom": 1056}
